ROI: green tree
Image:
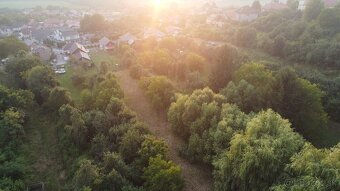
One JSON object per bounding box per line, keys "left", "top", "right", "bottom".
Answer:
{"left": 74, "top": 159, "right": 99, "bottom": 190}
{"left": 140, "top": 76, "right": 175, "bottom": 110}
{"left": 214, "top": 110, "right": 305, "bottom": 191}
{"left": 138, "top": 135, "right": 168, "bottom": 166}
{"left": 0, "top": 108, "right": 25, "bottom": 142}
{"left": 5, "top": 53, "right": 42, "bottom": 88}
{"left": 304, "top": 0, "right": 324, "bottom": 21}
{"left": 0, "top": 37, "right": 28, "bottom": 59}
{"left": 273, "top": 68, "right": 328, "bottom": 143}
{"left": 271, "top": 143, "right": 340, "bottom": 191}
{"left": 235, "top": 27, "right": 257, "bottom": 48}
{"left": 80, "top": 14, "right": 107, "bottom": 33}
{"left": 318, "top": 8, "right": 340, "bottom": 34}
{"left": 46, "top": 87, "right": 73, "bottom": 112}
{"left": 209, "top": 45, "right": 238, "bottom": 91}
{"left": 185, "top": 52, "right": 205, "bottom": 73}
{"left": 119, "top": 129, "right": 145, "bottom": 163}
{"left": 25, "top": 66, "right": 57, "bottom": 104}
{"left": 143, "top": 156, "right": 184, "bottom": 191}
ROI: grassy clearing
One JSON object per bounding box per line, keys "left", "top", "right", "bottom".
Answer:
{"left": 90, "top": 50, "right": 120, "bottom": 70}
{"left": 57, "top": 65, "right": 83, "bottom": 103}
{"left": 58, "top": 51, "right": 119, "bottom": 103}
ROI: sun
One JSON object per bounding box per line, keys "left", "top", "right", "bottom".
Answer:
{"left": 154, "top": 0, "right": 162, "bottom": 7}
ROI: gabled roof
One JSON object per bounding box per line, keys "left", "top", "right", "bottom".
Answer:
{"left": 31, "top": 28, "right": 55, "bottom": 42}
{"left": 99, "top": 37, "right": 111, "bottom": 46}
{"left": 70, "top": 42, "right": 88, "bottom": 54}
{"left": 32, "top": 45, "right": 52, "bottom": 61}
{"left": 74, "top": 49, "right": 91, "bottom": 61}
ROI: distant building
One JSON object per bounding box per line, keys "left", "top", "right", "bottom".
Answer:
{"left": 63, "top": 42, "right": 91, "bottom": 62}
{"left": 234, "top": 6, "right": 260, "bottom": 22}
{"left": 32, "top": 45, "right": 52, "bottom": 61}
{"left": 165, "top": 26, "right": 183, "bottom": 36}
{"left": 263, "top": 2, "right": 289, "bottom": 12}
{"left": 52, "top": 29, "right": 80, "bottom": 42}
{"left": 99, "top": 37, "right": 115, "bottom": 50}
{"left": 143, "top": 28, "right": 165, "bottom": 40}
{"left": 117, "top": 33, "right": 137, "bottom": 45}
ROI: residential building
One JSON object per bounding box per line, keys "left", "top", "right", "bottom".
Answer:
{"left": 99, "top": 37, "right": 115, "bottom": 50}
{"left": 233, "top": 6, "right": 260, "bottom": 22}
{"left": 52, "top": 29, "right": 80, "bottom": 42}
{"left": 118, "top": 33, "right": 137, "bottom": 45}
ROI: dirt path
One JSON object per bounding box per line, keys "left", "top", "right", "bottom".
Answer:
{"left": 115, "top": 70, "right": 213, "bottom": 191}
{"left": 21, "top": 112, "right": 65, "bottom": 190}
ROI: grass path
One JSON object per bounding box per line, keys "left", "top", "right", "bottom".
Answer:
{"left": 21, "top": 112, "right": 65, "bottom": 190}
{"left": 115, "top": 70, "right": 213, "bottom": 191}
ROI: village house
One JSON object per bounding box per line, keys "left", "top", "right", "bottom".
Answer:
{"left": 263, "top": 1, "right": 289, "bottom": 12}
{"left": 63, "top": 42, "right": 91, "bottom": 62}
{"left": 52, "top": 29, "right": 80, "bottom": 42}
{"left": 44, "top": 18, "right": 64, "bottom": 28}
{"left": 227, "top": 6, "right": 260, "bottom": 22}
{"left": 65, "top": 20, "right": 80, "bottom": 29}
{"left": 99, "top": 37, "right": 115, "bottom": 50}
{"left": 165, "top": 26, "right": 183, "bottom": 36}
{"left": 117, "top": 33, "right": 137, "bottom": 45}
{"left": 143, "top": 28, "right": 165, "bottom": 40}
{"left": 32, "top": 45, "right": 53, "bottom": 61}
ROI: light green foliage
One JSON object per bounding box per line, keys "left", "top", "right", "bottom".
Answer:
{"left": 168, "top": 88, "right": 225, "bottom": 140}
{"left": 0, "top": 108, "right": 24, "bottom": 141}
{"left": 209, "top": 104, "right": 249, "bottom": 158}
{"left": 138, "top": 135, "right": 168, "bottom": 166}
{"left": 140, "top": 76, "right": 175, "bottom": 110}
{"left": 271, "top": 143, "right": 340, "bottom": 191}
{"left": 143, "top": 156, "right": 184, "bottom": 191}
{"left": 214, "top": 110, "right": 305, "bottom": 191}
{"left": 222, "top": 64, "right": 277, "bottom": 112}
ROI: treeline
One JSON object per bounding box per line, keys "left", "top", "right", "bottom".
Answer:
{"left": 0, "top": 51, "right": 57, "bottom": 190}
{"left": 168, "top": 87, "right": 339, "bottom": 191}
{"left": 57, "top": 73, "right": 183, "bottom": 191}
{"left": 222, "top": 1, "right": 340, "bottom": 122}
{"left": 0, "top": 50, "right": 184, "bottom": 190}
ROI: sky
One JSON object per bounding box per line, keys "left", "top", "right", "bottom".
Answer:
{"left": 0, "top": 0, "right": 273, "bottom": 9}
